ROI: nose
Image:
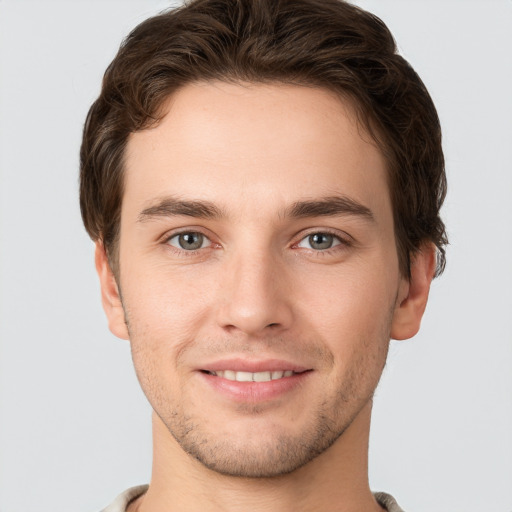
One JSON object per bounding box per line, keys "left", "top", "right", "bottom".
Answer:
{"left": 216, "top": 250, "right": 294, "bottom": 336}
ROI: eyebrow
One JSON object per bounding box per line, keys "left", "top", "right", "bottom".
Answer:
{"left": 286, "top": 196, "right": 375, "bottom": 222}
{"left": 137, "top": 195, "right": 374, "bottom": 223}
{"left": 138, "top": 197, "right": 225, "bottom": 222}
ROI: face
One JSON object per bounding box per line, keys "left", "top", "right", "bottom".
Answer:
{"left": 97, "top": 82, "right": 429, "bottom": 478}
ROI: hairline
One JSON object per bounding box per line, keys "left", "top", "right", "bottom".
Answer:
{"left": 105, "top": 78, "right": 405, "bottom": 280}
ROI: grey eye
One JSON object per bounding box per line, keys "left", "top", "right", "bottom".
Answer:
{"left": 298, "top": 233, "right": 340, "bottom": 250}
{"left": 168, "top": 232, "right": 209, "bottom": 250}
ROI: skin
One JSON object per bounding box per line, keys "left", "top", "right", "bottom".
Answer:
{"left": 96, "top": 82, "right": 436, "bottom": 512}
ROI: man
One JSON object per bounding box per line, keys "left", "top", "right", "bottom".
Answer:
{"left": 80, "top": 0, "right": 447, "bottom": 510}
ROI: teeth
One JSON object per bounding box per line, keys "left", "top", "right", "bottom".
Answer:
{"left": 253, "top": 371, "right": 271, "bottom": 382}
{"left": 211, "top": 370, "right": 297, "bottom": 382}
{"left": 236, "top": 371, "right": 254, "bottom": 382}
{"left": 224, "top": 370, "right": 236, "bottom": 380}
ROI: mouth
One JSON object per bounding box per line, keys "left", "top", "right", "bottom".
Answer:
{"left": 197, "top": 360, "right": 313, "bottom": 402}
{"left": 201, "top": 369, "right": 307, "bottom": 382}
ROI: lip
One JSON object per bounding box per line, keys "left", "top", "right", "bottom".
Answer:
{"left": 198, "top": 358, "right": 311, "bottom": 373}
{"left": 196, "top": 358, "right": 313, "bottom": 403}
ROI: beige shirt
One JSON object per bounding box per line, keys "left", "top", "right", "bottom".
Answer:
{"left": 100, "top": 485, "right": 405, "bottom": 512}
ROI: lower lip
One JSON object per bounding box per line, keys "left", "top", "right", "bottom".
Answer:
{"left": 199, "top": 371, "right": 311, "bottom": 402}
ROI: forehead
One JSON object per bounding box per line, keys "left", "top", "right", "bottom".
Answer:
{"left": 123, "top": 82, "right": 390, "bottom": 222}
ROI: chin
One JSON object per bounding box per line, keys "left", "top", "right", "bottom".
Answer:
{"left": 166, "top": 411, "right": 347, "bottom": 478}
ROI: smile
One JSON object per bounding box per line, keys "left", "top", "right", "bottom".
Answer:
{"left": 204, "top": 370, "right": 298, "bottom": 382}
{"left": 198, "top": 359, "right": 313, "bottom": 402}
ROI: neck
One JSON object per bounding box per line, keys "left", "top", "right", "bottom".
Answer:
{"left": 130, "top": 401, "right": 383, "bottom": 512}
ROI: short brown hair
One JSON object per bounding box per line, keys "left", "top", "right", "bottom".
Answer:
{"left": 80, "top": 0, "right": 447, "bottom": 277}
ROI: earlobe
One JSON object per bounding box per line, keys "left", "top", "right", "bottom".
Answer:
{"left": 94, "top": 242, "right": 129, "bottom": 340}
{"left": 391, "top": 244, "right": 437, "bottom": 341}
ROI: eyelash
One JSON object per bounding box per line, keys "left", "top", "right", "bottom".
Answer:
{"left": 162, "top": 229, "right": 353, "bottom": 257}
{"left": 163, "top": 230, "right": 215, "bottom": 257}
{"left": 293, "top": 229, "right": 353, "bottom": 254}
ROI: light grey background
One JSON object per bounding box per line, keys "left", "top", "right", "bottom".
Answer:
{"left": 0, "top": 1, "right": 511, "bottom": 511}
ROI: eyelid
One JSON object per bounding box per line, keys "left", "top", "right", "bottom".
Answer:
{"left": 160, "top": 227, "right": 218, "bottom": 250}
{"left": 297, "top": 234, "right": 341, "bottom": 250}
{"left": 293, "top": 228, "right": 354, "bottom": 248}
{"left": 158, "top": 226, "right": 353, "bottom": 254}
{"left": 167, "top": 231, "right": 212, "bottom": 250}
{"left": 160, "top": 226, "right": 212, "bottom": 242}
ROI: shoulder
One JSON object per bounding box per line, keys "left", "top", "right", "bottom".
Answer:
{"left": 100, "top": 485, "right": 149, "bottom": 512}
{"left": 100, "top": 486, "right": 403, "bottom": 512}
{"left": 374, "top": 491, "right": 406, "bottom": 512}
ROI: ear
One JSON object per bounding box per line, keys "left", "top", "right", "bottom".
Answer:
{"left": 94, "top": 241, "right": 129, "bottom": 340}
{"left": 391, "top": 244, "right": 437, "bottom": 340}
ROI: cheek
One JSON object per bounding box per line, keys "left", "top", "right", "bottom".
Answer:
{"left": 296, "top": 260, "right": 398, "bottom": 335}
{"left": 123, "top": 281, "right": 198, "bottom": 413}
{"left": 122, "top": 260, "right": 215, "bottom": 335}
{"left": 312, "top": 274, "right": 394, "bottom": 395}
{"left": 120, "top": 263, "right": 223, "bottom": 395}
{"left": 293, "top": 260, "right": 397, "bottom": 393}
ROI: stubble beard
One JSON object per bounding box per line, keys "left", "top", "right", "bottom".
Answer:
{"left": 126, "top": 310, "right": 392, "bottom": 479}
{"left": 158, "top": 400, "right": 349, "bottom": 478}
{"left": 138, "top": 340, "right": 389, "bottom": 479}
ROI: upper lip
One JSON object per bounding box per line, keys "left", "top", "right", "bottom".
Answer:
{"left": 198, "top": 358, "right": 312, "bottom": 373}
